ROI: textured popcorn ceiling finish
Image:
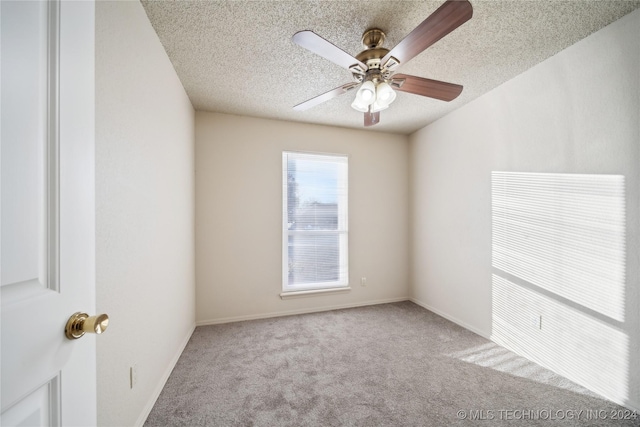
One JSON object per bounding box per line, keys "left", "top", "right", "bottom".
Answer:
{"left": 141, "top": 1, "right": 639, "bottom": 135}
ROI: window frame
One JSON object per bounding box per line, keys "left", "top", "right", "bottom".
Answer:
{"left": 281, "top": 150, "right": 349, "bottom": 294}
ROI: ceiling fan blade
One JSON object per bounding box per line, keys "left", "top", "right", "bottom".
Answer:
{"left": 381, "top": 0, "right": 472, "bottom": 69}
{"left": 364, "top": 110, "right": 380, "bottom": 127}
{"left": 392, "top": 74, "right": 463, "bottom": 101}
{"left": 293, "top": 82, "right": 359, "bottom": 111}
{"left": 293, "top": 31, "right": 367, "bottom": 73}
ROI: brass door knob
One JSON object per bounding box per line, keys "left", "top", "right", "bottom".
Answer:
{"left": 65, "top": 312, "right": 109, "bottom": 340}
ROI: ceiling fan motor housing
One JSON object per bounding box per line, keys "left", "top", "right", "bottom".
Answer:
{"left": 354, "top": 28, "right": 394, "bottom": 83}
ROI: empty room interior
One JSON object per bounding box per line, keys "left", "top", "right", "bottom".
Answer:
{"left": 104, "top": 0, "right": 640, "bottom": 425}
{"left": 2, "top": 0, "right": 639, "bottom": 426}
{"left": 95, "top": 1, "right": 639, "bottom": 425}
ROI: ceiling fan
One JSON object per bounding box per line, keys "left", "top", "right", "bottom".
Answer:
{"left": 292, "top": 0, "right": 473, "bottom": 127}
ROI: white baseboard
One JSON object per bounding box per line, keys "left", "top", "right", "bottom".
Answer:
{"left": 196, "top": 296, "right": 410, "bottom": 326}
{"left": 409, "top": 297, "right": 491, "bottom": 339}
{"left": 135, "top": 323, "right": 196, "bottom": 427}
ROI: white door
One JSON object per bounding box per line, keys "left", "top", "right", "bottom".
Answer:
{"left": 1, "top": 1, "right": 97, "bottom": 426}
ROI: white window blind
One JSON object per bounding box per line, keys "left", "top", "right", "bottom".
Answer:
{"left": 282, "top": 151, "right": 348, "bottom": 292}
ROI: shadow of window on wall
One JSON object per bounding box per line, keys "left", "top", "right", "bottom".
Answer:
{"left": 490, "top": 171, "right": 628, "bottom": 405}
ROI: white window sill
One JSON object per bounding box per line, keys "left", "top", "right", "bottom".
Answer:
{"left": 280, "top": 286, "right": 351, "bottom": 300}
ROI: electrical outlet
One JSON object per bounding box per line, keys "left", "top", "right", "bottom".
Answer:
{"left": 360, "top": 277, "right": 367, "bottom": 286}
{"left": 530, "top": 315, "right": 542, "bottom": 330}
{"left": 130, "top": 365, "right": 138, "bottom": 389}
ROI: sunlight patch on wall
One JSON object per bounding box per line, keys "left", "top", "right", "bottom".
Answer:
{"left": 491, "top": 275, "right": 629, "bottom": 404}
{"left": 492, "top": 171, "right": 625, "bottom": 321}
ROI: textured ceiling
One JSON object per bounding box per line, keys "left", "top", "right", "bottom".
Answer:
{"left": 141, "top": 0, "right": 639, "bottom": 135}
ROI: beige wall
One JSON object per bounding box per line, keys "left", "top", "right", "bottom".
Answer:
{"left": 409, "top": 9, "right": 639, "bottom": 411}
{"left": 93, "top": 2, "right": 638, "bottom": 421}
{"left": 195, "top": 112, "right": 409, "bottom": 324}
{"left": 95, "top": 2, "right": 195, "bottom": 426}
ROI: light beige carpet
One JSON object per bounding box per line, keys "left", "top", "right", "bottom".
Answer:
{"left": 145, "top": 301, "right": 637, "bottom": 426}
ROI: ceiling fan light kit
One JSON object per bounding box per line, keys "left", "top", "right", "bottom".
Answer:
{"left": 375, "top": 82, "right": 396, "bottom": 105}
{"left": 292, "top": 0, "right": 473, "bottom": 127}
{"left": 351, "top": 81, "right": 376, "bottom": 112}
{"left": 353, "top": 81, "right": 397, "bottom": 113}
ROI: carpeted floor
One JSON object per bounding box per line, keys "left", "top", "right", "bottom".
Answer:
{"left": 145, "top": 301, "right": 638, "bottom": 426}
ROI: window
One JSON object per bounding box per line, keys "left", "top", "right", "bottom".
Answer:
{"left": 282, "top": 151, "right": 348, "bottom": 293}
